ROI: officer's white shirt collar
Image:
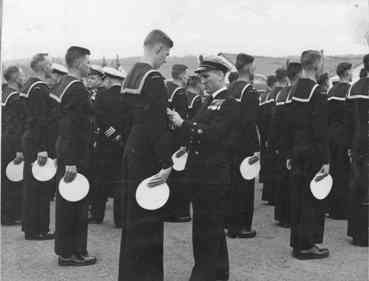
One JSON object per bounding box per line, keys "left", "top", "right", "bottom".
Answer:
{"left": 211, "top": 86, "right": 227, "bottom": 99}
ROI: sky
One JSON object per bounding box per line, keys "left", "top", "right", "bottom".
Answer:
{"left": 1, "top": 0, "right": 369, "bottom": 61}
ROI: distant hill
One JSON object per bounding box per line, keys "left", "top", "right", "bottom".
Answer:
{"left": 3, "top": 54, "right": 365, "bottom": 79}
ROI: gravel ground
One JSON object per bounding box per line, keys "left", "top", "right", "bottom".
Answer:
{"left": 1, "top": 184, "right": 368, "bottom": 281}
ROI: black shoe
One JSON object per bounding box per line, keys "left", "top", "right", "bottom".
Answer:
{"left": 227, "top": 229, "right": 256, "bottom": 239}
{"left": 76, "top": 253, "right": 97, "bottom": 265}
{"left": 292, "top": 247, "right": 329, "bottom": 260}
{"left": 278, "top": 222, "right": 290, "bottom": 228}
{"left": 26, "top": 232, "right": 54, "bottom": 240}
{"left": 314, "top": 245, "right": 329, "bottom": 254}
{"left": 165, "top": 216, "right": 191, "bottom": 223}
{"left": 58, "top": 254, "right": 96, "bottom": 266}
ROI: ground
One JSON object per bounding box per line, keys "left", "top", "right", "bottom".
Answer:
{"left": 1, "top": 184, "right": 368, "bottom": 281}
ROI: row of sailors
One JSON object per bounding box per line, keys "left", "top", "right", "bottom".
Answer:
{"left": 1, "top": 29, "right": 368, "bottom": 280}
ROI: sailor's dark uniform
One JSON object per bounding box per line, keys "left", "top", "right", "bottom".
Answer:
{"left": 53, "top": 75, "right": 93, "bottom": 257}
{"left": 20, "top": 78, "right": 53, "bottom": 236}
{"left": 118, "top": 63, "right": 173, "bottom": 281}
{"left": 164, "top": 81, "right": 190, "bottom": 221}
{"left": 270, "top": 85, "right": 292, "bottom": 226}
{"left": 345, "top": 77, "right": 369, "bottom": 246}
{"left": 326, "top": 82, "right": 351, "bottom": 219}
{"left": 1, "top": 84, "right": 25, "bottom": 224}
{"left": 227, "top": 80, "right": 259, "bottom": 235}
{"left": 186, "top": 90, "right": 202, "bottom": 120}
{"left": 282, "top": 78, "right": 328, "bottom": 251}
{"left": 261, "top": 86, "right": 283, "bottom": 204}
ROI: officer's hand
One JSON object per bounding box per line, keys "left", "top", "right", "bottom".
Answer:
{"left": 319, "top": 164, "right": 330, "bottom": 175}
{"left": 13, "top": 152, "right": 24, "bottom": 165}
{"left": 147, "top": 167, "right": 172, "bottom": 188}
{"left": 286, "top": 159, "right": 292, "bottom": 170}
{"left": 167, "top": 108, "right": 184, "bottom": 127}
{"left": 64, "top": 165, "right": 77, "bottom": 183}
{"left": 37, "top": 151, "right": 48, "bottom": 166}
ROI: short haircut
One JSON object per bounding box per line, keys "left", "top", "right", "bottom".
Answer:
{"left": 287, "top": 62, "right": 302, "bottom": 81}
{"left": 171, "top": 64, "right": 188, "bottom": 79}
{"left": 359, "top": 68, "right": 367, "bottom": 78}
{"left": 317, "top": 72, "right": 329, "bottom": 86}
{"left": 3, "top": 66, "right": 20, "bottom": 82}
{"left": 267, "top": 75, "right": 277, "bottom": 88}
{"left": 275, "top": 68, "right": 288, "bottom": 82}
{"left": 235, "top": 53, "right": 254, "bottom": 71}
{"left": 300, "top": 50, "right": 322, "bottom": 71}
{"left": 336, "top": 62, "right": 352, "bottom": 78}
{"left": 144, "top": 29, "right": 174, "bottom": 48}
{"left": 363, "top": 54, "right": 369, "bottom": 71}
{"left": 187, "top": 75, "right": 201, "bottom": 88}
{"left": 30, "top": 53, "right": 48, "bottom": 71}
{"left": 228, "top": 72, "right": 239, "bottom": 84}
{"left": 65, "top": 46, "right": 91, "bottom": 68}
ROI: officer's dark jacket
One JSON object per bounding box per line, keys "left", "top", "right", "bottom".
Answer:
{"left": 344, "top": 77, "right": 369, "bottom": 158}
{"left": 2, "top": 84, "right": 25, "bottom": 152}
{"left": 282, "top": 78, "right": 329, "bottom": 164}
{"left": 327, "top": 82, "right": 350, "bottom": 145}
{"left": 228, "top": 80, "right": 259, "bottom": 156}
{"left": 94, "top": 85, "right": 128, "bottom": 143}
{"left": 52, "top": 75, "right": 92, "bottom": 166}
{"left": 185, "top": 90, "right": 202, "bottom": 120}
{"left": 21, "top": 77, "right": 54, "bottom": 154}
{"left": 166, "top": 81, "right": 188, "bottom": 119}
{"left": 121, "top": 62, "right": 173, "bottom": 170}
{"left": 180, "top": 88, "right": 240, "bottom": 184}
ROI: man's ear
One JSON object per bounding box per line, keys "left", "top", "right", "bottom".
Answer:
{"left": 154, "top": 44, "right": 163, "bottom": 55}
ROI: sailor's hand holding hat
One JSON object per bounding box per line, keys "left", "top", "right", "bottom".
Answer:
{"left": 13, "top": 152, "right": 24, "bottom": 165}
{"left": 37, "top": 151, "right": 48, "bottom": 167}
{"left": 64, "top": 165, "right": 78, "bottom": 183}
{"left": 147, "top": 166, "right": 172, "bottom": 188}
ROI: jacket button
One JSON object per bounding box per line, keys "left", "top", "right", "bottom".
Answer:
{"left": 195, "top": 151, "right": 199, "bottom": 155}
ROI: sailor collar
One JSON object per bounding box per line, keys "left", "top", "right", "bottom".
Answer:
{"left": 211, "top": 86, "right": 227, "bottom": 99}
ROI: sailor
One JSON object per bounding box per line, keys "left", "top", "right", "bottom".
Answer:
{"left": 54, "top": 46, "right": 97, "bottom": 266}
{"left": 271, "top": 62, "right": 302, "bottom": 227}
{"left": 263, "top": 69, "right": 288, "bottom": 205}
{"left": 345, "top": 54, "right": 369, "bottom": 247}
{"left": 118, "top": 30, "right": 174, "bottom": 281}
{"left": 326, "top": 62, "right": 352, "bottom": 220}
{"left": 1, "top": 66, "right": 25, "bottom": 225}
{"left": 227, "top": 53, "right": 259, "bottom": 239}
{"left": 165, "top": 64, "right": 191, "bottom": 223}
{"left": 168, "top": 55, "right": 240, "bottom": 281}
{"left": 259, "top": 75, "right": 276, "bottom": 198}
{"left": 186, "top": 75, "right": 203, "bottom": 119}
{"left": 283, "top": 50, "right": 330, "bottom": 260}
{"left": 21, "top": 53, "right": 55, "bottom": 240}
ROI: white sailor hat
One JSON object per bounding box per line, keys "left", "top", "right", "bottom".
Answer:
{"left": 89, "top": 64, "right": 105, "bottom": 77}
{"left": 195, "top": 55, "right": 233, "bottom": 74}
{"left": 51, "top": 63, "right": 68, "bottom": 75}
{"left": 103, "top": 66, "right": 126, "bottom": 80}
